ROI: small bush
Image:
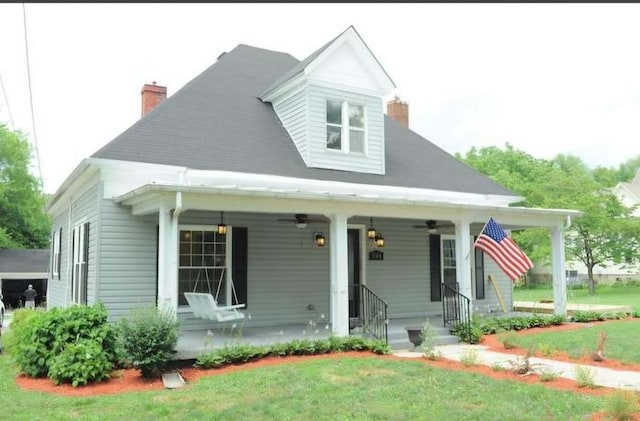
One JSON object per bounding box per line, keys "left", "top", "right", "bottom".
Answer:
{"left": 537, "top": 342, "right": 557, "bottom": 358}
{"left": 603, "top": 389, "right": 640, "bottom": 421}
{"left": 497, "top": 330, "right": 519, "bottom": 350}
{"left": 449, "top": 322, "right": 483, "bottom": 344}
{"left": 48, "top": 339, "right": 113, "bottom": 387}
{"left": 571, "top": 310, "right": 606, "bottom": 323}
{"left": 538, "top": 370, "right": 560, "bottom": 382}
{"left": 490, "top": 362, "right": 506, "bottom": 372}
{"left": 459, "top": 349, "right": 480, "bottom": 367}
{"left": 118, "top": 306, "right": 179, "bottom": 379}
{"left": 9, "top": 303, "right": 120, "bottom": 379}
{"left": 575, "top": 365, "right": 596, "bottom": 388}
{"left": 194, "top": 336, "right": 390, "bottom": 369}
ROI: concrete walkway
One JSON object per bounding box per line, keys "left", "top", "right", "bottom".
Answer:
{"left": 394, "top": 344, "right": 640, "bottom": 391}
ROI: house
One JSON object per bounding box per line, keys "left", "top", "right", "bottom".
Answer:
{"left": 530, "top": 170, "right": 640, "bottom": 285}
{"left": 45, "top": 26, "right": 578, "bottom": 351}
{"left": 0, "top": 249, "right": 50, "bottom": 309}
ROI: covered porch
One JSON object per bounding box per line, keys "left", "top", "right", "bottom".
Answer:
{"left": 114, "top": 171, "right": 579, "bottom": 356}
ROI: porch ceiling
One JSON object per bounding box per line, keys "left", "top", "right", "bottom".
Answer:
{"left": 115, "top": 182, "right": 581, "bottom": 229}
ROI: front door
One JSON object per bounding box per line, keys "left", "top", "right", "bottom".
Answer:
{"left": 348, "top": 228, "right": 361, "bottom": 327}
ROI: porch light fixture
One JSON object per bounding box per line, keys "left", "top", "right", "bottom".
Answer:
{"left": 374, "top": 233, "right": 385, "bottom": 248}
{"left": 217, "top": 211, "right": 227, "bottom": 235}
{"left": 314, "top": 232, "right": 326, "bottom": 247}
{"left": 367, "top": 217, "right": 376, "bottom": 240}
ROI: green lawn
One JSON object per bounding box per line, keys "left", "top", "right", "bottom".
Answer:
{"left": 0, "top": 354, "right": 604, "bottom": 420}
{"left": 513, "top": 319, "right": 640, "bottom": 364}
{"left": 513, "top": 284, "right": 640, "bottom": 309}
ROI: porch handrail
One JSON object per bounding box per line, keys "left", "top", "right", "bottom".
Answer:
{"left": 352, "top": 284, "right": 388, "bottom": 343}
{"left": 441, "top": 283, "right": 471, "bottom": 341}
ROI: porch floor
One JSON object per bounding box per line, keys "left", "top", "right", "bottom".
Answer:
{"left": 174, "top": 316, "right": 448, "bottom": 360}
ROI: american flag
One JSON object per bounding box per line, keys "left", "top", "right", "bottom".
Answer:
{"left": 474, "top": 217, "right": 533, "bottom": 281}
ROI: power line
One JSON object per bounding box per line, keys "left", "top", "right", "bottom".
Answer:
{"left": 22, "top": 3, "right": 46, "bottom": 208}
{"left": 0, "top": 74, "right": 15, "bottom": 130}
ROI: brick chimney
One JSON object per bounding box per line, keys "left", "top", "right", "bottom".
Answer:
{"left": 386, "top": 96, "right": 409, "bottom": 128}
{"left": 141, "top": 81, "right": 167, "bottom": 117}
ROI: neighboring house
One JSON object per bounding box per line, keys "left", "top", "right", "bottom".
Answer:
{"left": 0, "top": 249, "right": 50, "bottom": 309}
{"left": 613, "top": 170, "right": 640, "bottom": 218}
{"left": 46, "top": 26, "right": 577, "bottom": 342}
{"left": 531, "top": 170, "right": 640, "bottom": 285}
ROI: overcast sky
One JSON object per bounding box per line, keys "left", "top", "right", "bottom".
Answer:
{"left": 1, "top": 3, "right": 639, "bottom": 194}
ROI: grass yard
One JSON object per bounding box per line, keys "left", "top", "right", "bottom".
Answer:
{"left": 513, "top": 320, "right": 640, "bottom": 365}
{"left": 513, "top": 284, "right": 640, "bottom": 310}
{"left": 0, "top": 354, "right": 605, "bottom": 421}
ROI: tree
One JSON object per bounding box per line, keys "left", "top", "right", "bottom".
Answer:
{"left": 458, "top": 145, "right": 640, "bottom": 295}
{"left": 0, "top": 124, "right": 51, "bottom": 249}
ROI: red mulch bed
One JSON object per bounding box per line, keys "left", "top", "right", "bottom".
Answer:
{"left": 12, "top": 319, "right": 640, "bottom": 421}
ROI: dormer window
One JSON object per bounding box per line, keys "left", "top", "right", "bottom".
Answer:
{"left": 326, "top": 100, "right": 365, "bottom": 154}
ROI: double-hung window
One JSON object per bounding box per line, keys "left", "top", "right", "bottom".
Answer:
{"left": 72, "top": 222, "right": 89, "bottom": 304}
{"left": 326, "top": 100, "right": 365, "bottom": 153}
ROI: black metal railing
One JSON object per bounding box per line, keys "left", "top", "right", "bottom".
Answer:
{"left": 441, "top": 283, "right": 471, "bottom": 340}
{"left": 350, "top": 284, "right": 388, "bottom": 343}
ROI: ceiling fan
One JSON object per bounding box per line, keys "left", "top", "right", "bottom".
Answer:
{"left": 276, "top": 213, "right": 326, "bottom": 229}
{"left": 412, "top": 220, "right": 454, "bottom": 233}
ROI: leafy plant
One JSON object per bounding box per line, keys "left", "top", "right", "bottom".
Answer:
{"left": 459, "top": 349, "right": 480, "bottom": 367}
{"left": 538, "top": 370, "right": 560, "bottom": 382}
{"left": 603, "top": 389, "right": 640, "bottom": 421}
{"left": 574, "top": 365, "right": 596, "bottom": 388}
{"left": 194, "top": 337, "right": 390, "bottom": 369}
{"left": 420, "top": 320, "right": 442, "bottom": 360}
{"left": 449, "top": 321, "right": 483, "bottom": 344}
{"left": 496, "top": 329, "right": 519, "bottom": 350}
{"left": 571, "top": 310, "right": 606, "bottom": 322}
{"left": 118, "top": 306, "right": 179, "bottom": 379}
{"left": 48, "top": 339, "right": 113, "bottom": 387}
{"left": 536, "top": 342, "right": 557, "bottom": 358}
{"left": 9, "top": 303, "right": 120, "bottom": 379}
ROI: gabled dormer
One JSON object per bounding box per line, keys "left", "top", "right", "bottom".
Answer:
{"left": 260, "top": 26, "right": 395, "bottom": 175}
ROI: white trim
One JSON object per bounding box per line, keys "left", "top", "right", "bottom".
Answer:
{"left": 0, "top": 272, "right": 48, "bottom": 279}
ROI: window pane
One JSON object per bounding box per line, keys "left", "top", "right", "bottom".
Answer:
{"left": 349, "top": 104, "right": 364, "bottom": 128}
{"left": 350, "top": 130, "right": 364, "bottom": 153}
{"left": 326, "top": 125, "right": 342, "bottom": 150}
{"left": 326, "top": 100, "right": 342, "bottom": 124}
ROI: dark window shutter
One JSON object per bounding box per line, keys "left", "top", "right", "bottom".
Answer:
{"left": 474, "top": 236, "right": 485, "bottom": 300}
{"left": 57, "top": 228, "right": 62, "bottom": 280}
{"left": 232, "top": 227, "right": 248, "bottom": 308}
{"left": 429, "top": 234, "right": 441, "bottom": 302}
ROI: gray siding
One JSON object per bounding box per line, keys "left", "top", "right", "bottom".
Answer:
{"left": 98, "top": 199, "right": 157, "bottom": 321}
{"left": 272, "top": 89, "right": 308, "bottom": 163}
{"left": 307, "top": 85, "right": 385, "bottom": 174}
{"left": 47, "top": 182, "right": 101, "bottom": 309}
{"left": 177, "top": 211, "right": 330, "bottom": 330}
{"left": 477, "top": 258, "right": 513, "bottom": 315}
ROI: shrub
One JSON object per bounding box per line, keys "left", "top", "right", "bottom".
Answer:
{"left": 48, "top": 339, "right": 113, "bottom": 387}
{"left": 9, "top": 303, "right": 120, "bottom": 379}
{"left": 459, "top": 349, "right": 480, "bottom": 367}
{"left": 575, "top": 365, "right": 596, "bottom": 388}
{"left": 571, "top": 310, "right": 606, "bottom": 323}
{"left": 496, "top": 329, "right": 519, "bottom": 350}
{"left": 538, "top": 370, "right": 560, "bottom": 382}
{"left": 449, "top": 321, "right": 483, "bottom": 344}
{"left": 1, "top": 308, "right": 43, "bottom": 356}
{"left": 118, "top": 306, "right": 179, "bottom": 379}
{"left": 194, "top": 336, "right": 390, "bottom": 369}
{"left": 603, "top": 389, "right": 640, "bottom": 421}
{"left": 537, "top": 342, "right": 556, "bottom": 358}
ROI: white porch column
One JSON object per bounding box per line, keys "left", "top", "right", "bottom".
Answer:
{"left": 551, "top": 224, "right": 567, "bottom": 316}
{"left": 454, "top": 219, "right": 473, "bottom": 315}
{"left": 329, "top": 213, "right": 349, "bottom": 337}
{"left": 157, "top": 206, "right": 173, "bottom": 312}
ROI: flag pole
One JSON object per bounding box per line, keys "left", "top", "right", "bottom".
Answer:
{"left": 472, "top": 217, "right": 492, "bottom": 248}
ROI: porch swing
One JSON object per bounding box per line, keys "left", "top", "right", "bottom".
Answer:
{"left": 183, "top": 267, "right": 246, "bottom": 322}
